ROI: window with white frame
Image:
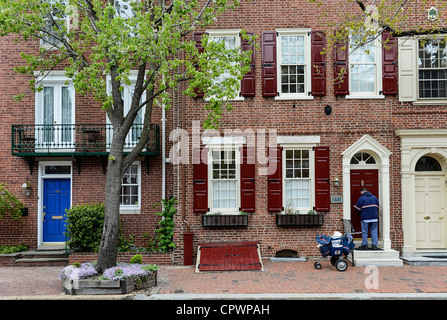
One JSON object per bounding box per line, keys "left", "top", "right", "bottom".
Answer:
{"left": 348, "top": 35, "right": 383, "bottom": 98}
{"left": 207, "top": 30, "right": 243, "bottom": 99}
{"left": 106, "top": 75, "right": 145, "bottom": 149}
{"left": 35, "top": 75, "right": 74, "bottom": 149}
{"left": 284, "top": 149, "right": 312, "bottom": 213}
{"left": 41, "top": 0, "right": 69, "bottom": 47}
{"left": 209, "top": 148, "right": 239, "bottom": 213}
{"left": 114, "top": 0, "right": 136, "bottom": 18}
{"left": 277, "top": 29, "right": 312, "bottom": 99}
{"left": 120, "top": 163, "right": 141, "bottom": 211}
{"left": 418, "top": 39, "right": 447, "bottom": 99}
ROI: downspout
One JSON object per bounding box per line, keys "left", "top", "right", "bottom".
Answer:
{"left": 162, "top": 103, "right": 166, "bottom": 202}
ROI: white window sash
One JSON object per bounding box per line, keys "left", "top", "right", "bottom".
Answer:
{"left": 207, "top": 147, "right": 241, "bottom": 214}
{"left": 276, "top": 29, "right": 312, "bottom": 100}
{"left": 120, "top": 162, "right": 141, "bottom": 214}
{"left": 347, "top": 35, "right": 384, "bottom": 99}
{"left": 282, "top": 147, "right": 315, "bottom": 213}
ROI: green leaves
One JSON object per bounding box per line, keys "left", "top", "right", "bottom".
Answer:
{"left": 0, "top": 183, "right": 24, "bottom": 221}
{"left": 0, "top": 0, "right": 253, "bottom": 129}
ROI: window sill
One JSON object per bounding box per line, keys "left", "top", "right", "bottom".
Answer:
{"left": 276, "top": 213, "right": 323, "bottom": 226}
{"left": 412, "top": 99, "right": 447, "bottom": 106}
{"left": 345, "top": 94, "right": 385, "bottom": 100}
{"left": 119, "top": 207, "right": 141, "bottom": 215}
{"left": 275, "top": 95, "right": 314, "bottom": 101}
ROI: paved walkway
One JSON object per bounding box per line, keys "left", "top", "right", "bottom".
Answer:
{"left": 0, "top": 259, "right": 447, "bottom": 299}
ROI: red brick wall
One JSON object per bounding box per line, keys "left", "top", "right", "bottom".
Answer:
{"left": 0, "top": 0, "right": 445, "bottom": 265}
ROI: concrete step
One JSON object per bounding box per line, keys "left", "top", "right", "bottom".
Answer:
{"left": 14, "top": 248, "right": 68, "bottom": 267}
{"left": 349, "top": 249, "right": 403, "bottom": 267}
{"left": 15, "top": 257, "right": 69, "bottom": 267}
{"left": 401, "top": 250, "right": 447, "bottom": 265}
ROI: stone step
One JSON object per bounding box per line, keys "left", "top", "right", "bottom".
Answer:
{"left": 349, "top": 249, "right": 403, "bottom": 267}
{"left": 15, "top": 256, "right": 68, "bottom": 267}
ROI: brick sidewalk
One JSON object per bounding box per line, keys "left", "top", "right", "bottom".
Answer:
{"left": 0, "top": 260, "right": 446, "bottom": 298}
{"left": 150, "top": 260, "right": 447, "bottom": 295}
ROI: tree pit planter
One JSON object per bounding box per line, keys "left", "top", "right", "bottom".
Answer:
{"left": 62, "top": 271, "right": 157, "bottom": 295}
{"left": 276, "top": 214, "right": 323, "bottom": 226}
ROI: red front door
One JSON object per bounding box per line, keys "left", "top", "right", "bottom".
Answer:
{"left": 350, "top": 170, "right": 379, "bottom": 238}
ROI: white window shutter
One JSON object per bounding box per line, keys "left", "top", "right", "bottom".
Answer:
{"left": 398, "top": 37, "right": 417, "bottom": 102}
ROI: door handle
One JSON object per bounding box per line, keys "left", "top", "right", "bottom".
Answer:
{"left": 43, "top": 212, "right": 46, "bottom": 222}
{"left": 424, "top": 216, "right": 431, "bottom": 220}
{"left": 440, "top": 217, "right": 445, "bottom": 220}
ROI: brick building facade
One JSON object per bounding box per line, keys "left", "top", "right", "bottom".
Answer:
{"left": 1, "top": 1, "right": 447, "bottom": 266}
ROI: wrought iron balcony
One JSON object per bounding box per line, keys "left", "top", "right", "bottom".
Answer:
{"left": 11, "top": 124, "right": 159, "bottom": 157}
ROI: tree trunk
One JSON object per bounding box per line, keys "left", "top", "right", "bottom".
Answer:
{"left": 96, "top": 132, "right": 126, "bottom": 272}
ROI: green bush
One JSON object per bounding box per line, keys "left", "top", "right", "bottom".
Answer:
{"left": 0, "top": 244, "right": 28, "bottom": 254}
{"left": 65, "top": 203, "right": 105, "bottom": 252}
{"left": 130, "top": 253, "right": 143, "bottom": 264}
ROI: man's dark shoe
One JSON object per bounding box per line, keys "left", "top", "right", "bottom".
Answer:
{"left": 371, "top": 245, "right": 379, "bottom": 250}
{"left": 357, "top": 245, "right": 368, "bottom": 250}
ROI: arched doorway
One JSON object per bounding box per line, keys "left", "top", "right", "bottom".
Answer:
{"left": 341, "top": 135, "right": 392, "bottom": 250}
{"left": 350, "top": 152, "right": 380, "bottom": 238}
{"left": 414, "top": 155, "right": 446, "bottom": 249}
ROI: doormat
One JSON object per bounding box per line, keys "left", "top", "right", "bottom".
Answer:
{"left": 196, "top": 241, "right": 263, "bottom": 272}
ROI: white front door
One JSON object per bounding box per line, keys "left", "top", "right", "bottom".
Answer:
{"left": 415, "top": 174, "right": 446, "bottom": 249}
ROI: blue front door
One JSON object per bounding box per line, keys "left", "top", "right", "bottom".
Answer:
{"left": 43, "top": 179, "right": 70, "bottom": 242}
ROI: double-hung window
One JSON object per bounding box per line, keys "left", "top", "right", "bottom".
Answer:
{"left": 284, "top": 148, "right": 313, "bottom": 213}
{"left": 41, "top": 0, "right": 69, "bottom": 48}
{"left": 207, "top": 30, "right": 243, "bottom": 100}
{"left": 348, "top": 35, "right": 383, "bottom": 98}
{"left": 277, "top": 29, "right": 312, "bottom": 99}
{"left": 418, "top": 39, "right": 447, "bottom": 99}
{"left": 209, "top": 148, "right": 240, "bottom": 213}
{"left": 120, "top": 162, "right": 141, "bottom": 213}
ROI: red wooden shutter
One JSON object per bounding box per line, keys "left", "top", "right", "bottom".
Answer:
{"left": 261, "top": 31, "right": 277, "bottom": 97}
{"left": 267, "top": 147, "right": 282, "bottom": 212}
{"left": 241, "top": 32, "right": 256, "bottom": 97}
{"left": 192, "top": 32, "right": 205, "bottom": 98}
{"left": 311, "top": 31, "right": 326, "bottom": 96}
{"left": 382, "top": 30, "right": 398, "bottom": 95}
{"left": 333, "top": 34, "right": 349, "bottom": 96}
{"left": 314, "top": 146, "right": 330, "bottom": 212}
{"left": 240, "top": 146, "right": 255, "bottom": 213}
{"left": 193, "top": 147, "right": 208, "bottom": 213}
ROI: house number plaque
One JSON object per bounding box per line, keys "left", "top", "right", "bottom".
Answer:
{"left": 331, "top": 196, "right": 343, "bottom": 204}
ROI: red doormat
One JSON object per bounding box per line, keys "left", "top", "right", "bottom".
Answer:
{"left": 196, "top": 241, "right": 263, "bottom": 272}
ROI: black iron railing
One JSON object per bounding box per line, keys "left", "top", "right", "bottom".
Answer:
{"left": 11, "top": 124, "right": 159, "bottom": 157}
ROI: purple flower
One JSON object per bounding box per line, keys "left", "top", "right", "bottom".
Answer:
{"left": 59, "top": 262, "right": 98, "bottom": 280}
{"left": 101, "top": 263, "right": 153, "bottom": 281}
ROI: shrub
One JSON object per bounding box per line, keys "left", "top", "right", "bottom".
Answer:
{"left": 130, "top": 254, "right": 143, "bottom": 264}
{"left": 0, "top": 244, "right": 28, "bottom": 254}
{"left": 65, "top": 203, "right": 105, "bottom": 252}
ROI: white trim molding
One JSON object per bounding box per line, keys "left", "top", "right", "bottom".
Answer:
{"left": 395, "top": 129, "right": 447, "bottom": 257}
{"left": 341, "top": 135, "right": 392, "bottom": 250}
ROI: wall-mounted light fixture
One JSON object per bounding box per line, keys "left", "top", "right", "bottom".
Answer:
{"left": 21, "top": 180, "right": 31, "bottom": 197}
{"left": 332, "top": 177, "right": 341, "bottom": 187}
